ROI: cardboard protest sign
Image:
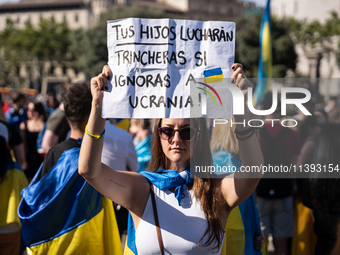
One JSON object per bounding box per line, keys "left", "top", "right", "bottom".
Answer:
{"left": 103, "top": 18, "right": 235, "bottom": 119}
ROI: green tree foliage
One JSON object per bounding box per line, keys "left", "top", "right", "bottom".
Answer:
{"left": 0, "top": 18, "right": 71, "bottom": 87}
{"left": 0, "top": 20, "right": 21, "bottom": 86}
{"left": 288, "top": 12, "right": 340, "bottom": 69}
{"left": 71, "top": 5, "right": 182, "bottom": 78}
{"left": 289, "top": 12, "right": 340, "bottom": 49}
{"left": 235, "top": 14, "right": 297, "bottom": 78}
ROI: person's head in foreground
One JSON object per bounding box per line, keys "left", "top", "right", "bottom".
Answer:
{"left": 63, "top": 82, "right": 92, "bottom": 131}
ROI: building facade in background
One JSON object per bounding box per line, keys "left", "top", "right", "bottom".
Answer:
{"left": 0, "top": 0, "right": 244, "bottom": 92}
{"left": 160, "top": 0, "right": 244, "bottom": 21}
{"left": 272, "top": 0, "right": 340, "bottom": 23}
{"left": 0, "top": 0, "right": 244, "bottom": 32}
{"left": 114, "top": 0, "right": 243, "bottom": 22}
{"left": 0, "top": 0, "right": 115, "bottom": 92}
{"left": 0, "top": 0, "right": 114, "bottom": 31}
{"left": 272, "top": 0, "right": 340, "bottom": 82}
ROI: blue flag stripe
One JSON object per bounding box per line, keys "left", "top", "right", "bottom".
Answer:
{"left": 203, "top": 68, "right": 223, "bottom": 77}
{"left": 19, "top": 148, "right": 103, "bottom": 247}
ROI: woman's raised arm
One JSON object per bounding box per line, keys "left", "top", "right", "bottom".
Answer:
{"left": 78, "top": 66, "right": 150, "bottom": 217}
{"left": 221, "top": 63, "right": 264, "bottom": 208}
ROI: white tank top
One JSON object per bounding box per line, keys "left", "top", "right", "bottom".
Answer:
{"left": 135, "top": 174, "right": 223, "bottom": 255}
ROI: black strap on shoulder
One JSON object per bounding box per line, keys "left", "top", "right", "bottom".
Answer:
{"left": 150, "top": 185, "right": 165, "bottom": 255}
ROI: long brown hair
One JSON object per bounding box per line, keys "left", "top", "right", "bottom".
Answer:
{"left": 147, "top": 118, "right": 225, "bottom": 252}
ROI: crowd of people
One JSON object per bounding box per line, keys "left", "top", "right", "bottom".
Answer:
{"left": 1, "top": 63, "right": 340, "bottom": 255}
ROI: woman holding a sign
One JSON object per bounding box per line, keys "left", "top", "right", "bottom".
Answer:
{"left": 79, "top": 63, "right": 264, "bottom": 254}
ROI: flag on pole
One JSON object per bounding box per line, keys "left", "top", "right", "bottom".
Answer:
{"left": 254, "top": 0, "right": 273, "bottom": 106}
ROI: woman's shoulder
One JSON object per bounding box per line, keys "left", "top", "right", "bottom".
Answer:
{"left": 27, "top": 120, "right": 44, "bottom": 133}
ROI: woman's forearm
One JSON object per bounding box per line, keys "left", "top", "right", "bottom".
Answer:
{"left": 78, "top": 98, "right": 106, "bottom": 178}
{"left": 221, "top": 108, "right": 264, "bottom": 208}
{"left": 234, "top": 109, "right": 264, "bottom": 173}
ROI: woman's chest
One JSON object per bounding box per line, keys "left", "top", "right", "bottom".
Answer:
{"left": 135, "top": 187, "right": 222, "bottom": 255}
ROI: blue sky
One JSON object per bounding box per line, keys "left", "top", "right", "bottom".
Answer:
{"left": 243, "top": 0, "right": 267, "bottom": 7}
{"left": 0, "top": 0, "right": 267, "bottom": 7}
{"left": 0, "top": 0, "right": 19, "bottom": 4}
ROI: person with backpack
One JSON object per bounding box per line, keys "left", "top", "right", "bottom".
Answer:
{"left": 256, "top": 96, "right": 301, "bottom": 255}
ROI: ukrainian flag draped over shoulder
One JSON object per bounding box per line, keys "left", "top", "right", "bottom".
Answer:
{"left": 18, "top": 147, "right": 122, "bottom": 255}
{"left": 254, "top": 0, "right": 272, "bottom": 106}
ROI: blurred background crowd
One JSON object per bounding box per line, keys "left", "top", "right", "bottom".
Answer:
{"left": 1, "top": 81, "right": 340, "bottom": 255}
{"left": 2, "top": 0, "right": 340, "bottom": 255}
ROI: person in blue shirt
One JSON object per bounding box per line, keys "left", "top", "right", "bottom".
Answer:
{"left": 129, "top": 119, "right": 152, "bottom": 172}
{"left": 5, "top": 91, "right": 27, "bottom": 132}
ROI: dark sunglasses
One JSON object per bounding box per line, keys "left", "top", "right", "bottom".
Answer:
{"left": 158, "top": 127, "right": 197, "bottom": 141}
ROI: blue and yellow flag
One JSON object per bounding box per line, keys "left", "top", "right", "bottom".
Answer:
{"left": 212, "top": 151, "right": 266, "bottom": 255}
{"left": 0, "top": 161, "right": 28, "bottom": 228}
{"left": 222, "top": 194, "right": 266, "bottom": 255}
{"left": 254, "top": 0, "right": 272, "bottom": 106}
{"left": 18, "top": 148, "right": 122, "bottom": 255}
{"left": 203, "top": 68, "right": 224, "bottom": 83}
{"left": 124, "top": 213, "right": 137, "bottom": 255}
